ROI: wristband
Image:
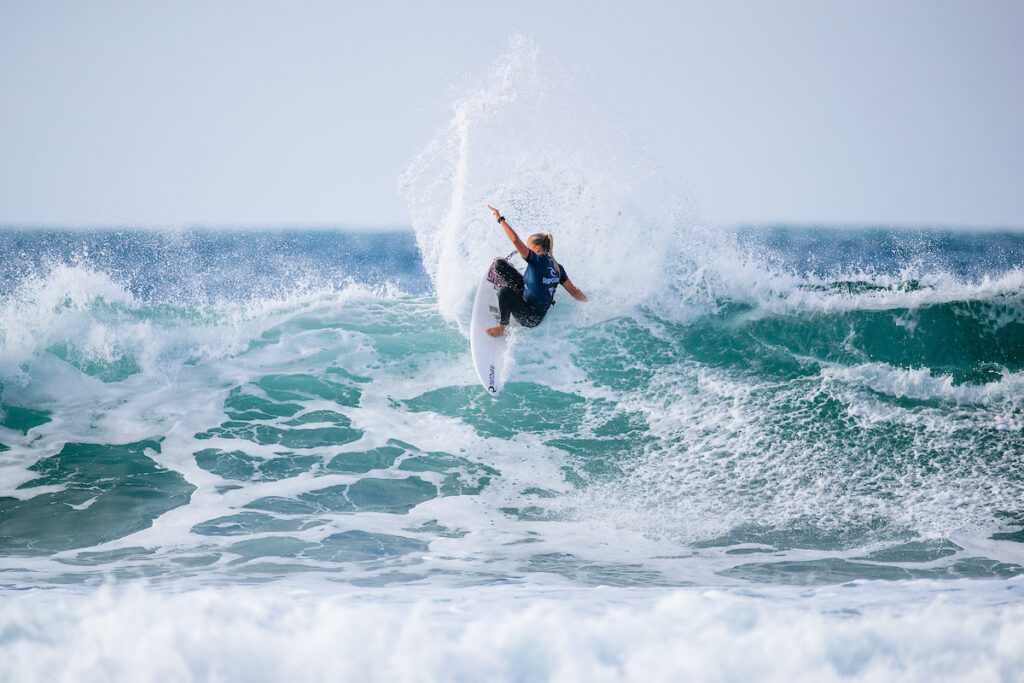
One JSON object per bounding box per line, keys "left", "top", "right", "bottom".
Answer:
{"left": 497, "top": 216, "right": 505, "bottom": 223}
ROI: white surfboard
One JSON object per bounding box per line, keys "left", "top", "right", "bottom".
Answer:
{"left": 469, "top": 261, "right": 508, "bottom": 395}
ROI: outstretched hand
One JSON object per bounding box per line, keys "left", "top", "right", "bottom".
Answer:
{"left": 491, "top": 205, "right": 528, "bottom": 258}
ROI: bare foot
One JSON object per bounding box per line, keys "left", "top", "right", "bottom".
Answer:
{"left": 485, "top": 325, "right": 506, "bottom": 337}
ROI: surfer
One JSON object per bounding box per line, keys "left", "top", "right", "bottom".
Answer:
{"left": 485, "top": 205, "right": 587, "bottom": 337}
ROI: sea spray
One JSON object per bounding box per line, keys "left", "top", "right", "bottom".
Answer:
{"left": 401, "top": 36, "right": 681, "bottom": 327}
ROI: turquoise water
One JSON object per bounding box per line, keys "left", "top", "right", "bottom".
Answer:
{"left": 3, "top": 228, "right": 1020, "bottom": 589}
{"left": 1, "top": 227, "right": 1024, "bottom": 679}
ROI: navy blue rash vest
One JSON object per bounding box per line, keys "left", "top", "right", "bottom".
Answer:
{"left": 523, "top": 251, "right": 568, "bottom": 312}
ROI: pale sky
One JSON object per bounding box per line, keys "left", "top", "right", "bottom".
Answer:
{"left": 1, "top": 0, "right": 1022, "bottom": 228}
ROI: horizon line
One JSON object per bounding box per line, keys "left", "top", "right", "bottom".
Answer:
{"left": 1, "top": 221, "right": 1023, "bottom": 232}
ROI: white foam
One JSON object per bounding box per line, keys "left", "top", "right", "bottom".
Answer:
{"left": 822, "top": 362, "right": 1024, "bottom": 408}
{"left": 677, "top": 238, "right": 1024, "bottom": 319}
{"left": 1, "top": 583, "right": 1022, "bottom": 682}
{"left": 560, "top": 344, "right": 1024, "bottom": 548}
{"left": 0, "top": 262, "right": 408, "bottom": 389}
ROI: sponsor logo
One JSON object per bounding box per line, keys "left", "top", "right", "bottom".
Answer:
{"left": 488, "top": 364, "right": 496, "bottom": 390}
{"left": 486, "top": 265, "right": 507, "bottom": 287}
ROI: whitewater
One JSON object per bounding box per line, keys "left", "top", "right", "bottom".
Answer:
{"left": 2, "top": 39, "right": 1024, "bottom": 682}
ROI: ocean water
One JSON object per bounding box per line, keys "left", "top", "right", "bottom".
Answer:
{"left": 1, "top": 226, "right": 1023, "bottom": 681}
{"left": 3, "top": 37, "right": 1024, "bottom": 682}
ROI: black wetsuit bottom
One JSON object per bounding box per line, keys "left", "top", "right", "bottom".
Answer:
{"left": 494, "top": 258, "right": 545, "bottom": 328}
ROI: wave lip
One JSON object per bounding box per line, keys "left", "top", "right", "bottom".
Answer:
{"left": 823, "top": 361, "right": 1024, "bottom": 408}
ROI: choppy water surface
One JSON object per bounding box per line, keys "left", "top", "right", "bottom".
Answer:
{"left": 0, "top": 227, "right": 1022, "bottom": 681}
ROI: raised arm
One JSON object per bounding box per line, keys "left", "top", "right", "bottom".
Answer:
{"left": 562, "top": 279, "right": 588, "bottom": 302}
{"left": 488, "top": 205, "right": 529, "bottom": 260}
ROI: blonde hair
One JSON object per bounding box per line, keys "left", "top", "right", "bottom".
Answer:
{"left": 528, "top": 233, "right": 559, "bottom": 276}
